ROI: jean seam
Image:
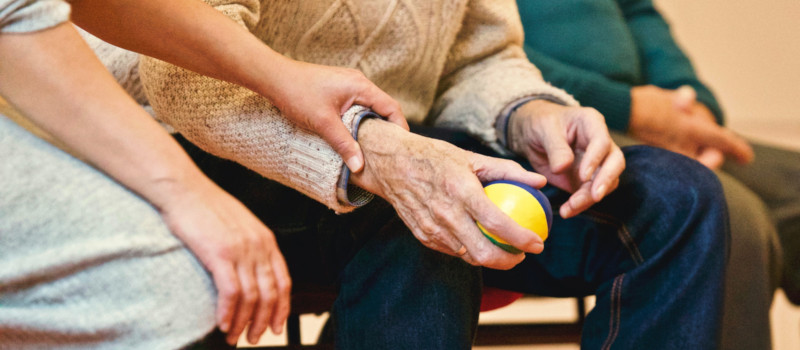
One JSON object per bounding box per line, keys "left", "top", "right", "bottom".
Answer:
{"left": 601, "top": 274, "right": 625, "bottom": 350}
{"left": 586, "top": 209, "right": 644, "bottom": 265}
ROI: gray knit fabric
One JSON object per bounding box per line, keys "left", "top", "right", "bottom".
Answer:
{"left": 0, "top": 0, "right": 69, "bottom": 33}
{"left": 0, "top": 115, "right": 217, "bottom": 349}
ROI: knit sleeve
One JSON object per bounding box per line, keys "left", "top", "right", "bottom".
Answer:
{"left": 0, "top": 0, "right": 70, "bottom": 33}
{"left": 618, "top": 0, "right": 724, "bottom": 124}
{"left": 429, "top": 0, "right": 577, "bottom": 154}
{"left": 139, "top": 0, "right": 369, "bottom": 213}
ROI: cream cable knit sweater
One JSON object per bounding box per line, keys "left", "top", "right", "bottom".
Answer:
{"left": 139, "top": 0, "right": 578, "bottom": 213}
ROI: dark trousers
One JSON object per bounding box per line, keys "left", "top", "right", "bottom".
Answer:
{"left": 176, "top": 126, "right": 729, "bottom": 350}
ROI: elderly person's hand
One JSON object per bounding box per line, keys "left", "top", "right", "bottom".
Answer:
{"left": 350, "top": 119, "right": 547, "bottom": 270}
{"left": 507, "top": 100, "right": 625, "bottom": 219}
{"left": 630, "top": 85, "right": 753, "bottom": 169}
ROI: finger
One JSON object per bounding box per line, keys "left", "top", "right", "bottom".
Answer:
{"left": 464, "top": 182, "right": 545, "bottom": 255}
{"left": 471, "top": 154, "right": 547, "bottom": 189}
{"left": 246, "top": 262, "right": 276, "bottom": 344}
{"left": 696, "top": 148, "right": 725, "bottom": 170}
{"left": 560, "top": 181, "right": 595, "bottom": 219}
{"left": 538, "top": 129, "right": 575, "bottom": 173}
{"left": 268, "top": 250, "right": 292, "bottom": 334}
{"left": 211, "top": 263, "right": 240, "bottom": 334}
{"left": 692, "top": 123, "right": 754, "bottom": 164}
{"left": 313, "top": 119, "right": 365, "bottom": 173}
{"left": 590, "top": 145, "right": 626, "bottom": 202}
{"left": 411, "top": 214, "right": 465, "bottom": 256}
{"left": 576, "top": 130, "right": 614, "bottom": 183}
{"left": 673, "top": 85, "right": 697, "bottom": 112}
{"left": 355, "top": 85, "right": 409, "bottom": 131}
{"left": 460, "top": 244, "right": 525, "bottom": 270}
{"left": 227, "top": 263, "right": 259, "bottom": 345}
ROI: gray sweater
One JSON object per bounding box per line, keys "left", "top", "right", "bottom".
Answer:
{"left": 1, "top": 1, "right": 218, "bottom": 348}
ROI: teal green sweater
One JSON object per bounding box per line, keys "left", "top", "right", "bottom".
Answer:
{"left": 517, "top": 0, "right": 724, "bottom": 131}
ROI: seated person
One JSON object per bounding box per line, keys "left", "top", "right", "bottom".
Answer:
{"left": 516, "top": 1, "right": 797, "bottom": 348}
{"left": 138, "top": 0, "right": 731, "bottom": 348}
{"left": 0, "top": 0, "right": 404, "bottom": 347}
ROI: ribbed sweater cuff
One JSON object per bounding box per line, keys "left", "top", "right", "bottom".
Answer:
{"left": 336, "top": 107, "right": 380, "bottom": 208}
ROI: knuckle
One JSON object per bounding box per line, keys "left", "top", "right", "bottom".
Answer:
{"left": 242, "top": 288, "right": 259, "bottom": 305}
{"left": 418, "top": 219, "right": 438, "bottom": 236}
{"left": 262, "top": 290, "right": 277, "bottom": 307}
{"left": 471, "top": 249, "right": 492, "bottom": 266}
{"left": 278, "top": 280, "right": 292, "bottom": 296}
{"left": 220, "top": 283, "right": 241, "bottom": 300}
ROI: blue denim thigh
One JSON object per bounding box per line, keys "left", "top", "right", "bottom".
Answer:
{"left": 483, "top": 146, "right": 729, "bottom": 350}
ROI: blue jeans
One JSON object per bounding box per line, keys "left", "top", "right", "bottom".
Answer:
{"left": 176, "top": 127, "right": 729, "bottom": 349}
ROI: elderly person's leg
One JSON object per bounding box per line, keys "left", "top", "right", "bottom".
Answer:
{"left": 176, "top": 135, "right": 482, "bottom": 350}
{"left": 484, "top": 146, "right": 728, "bottom": 349}
{"left": 716, "top": 172, "right": 780, "bottom": 350}
{"left": 722, "top": 142, "right": 800, "bottom": 304}
{"left": 0, "top": 117, "right": 219, "bottom": 349}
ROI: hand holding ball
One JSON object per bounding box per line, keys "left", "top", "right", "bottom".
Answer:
{"left": 477, "top": 180, "right": 553, "bottom": 254}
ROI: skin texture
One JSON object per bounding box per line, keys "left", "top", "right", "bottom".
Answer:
{"left": 351, "top": 119, "right": 547, "bottom": 269}
{"left": 68, "top": 0, "right": 407, "bottom": 173}
{"left": 351, "top": 98, "right": 624, "bottom": 267}
{"left": 508, "top": 100, "right": 625, "bottom": 219}
{"left": 629, "top": 85, "right": 753, "bottom": 170}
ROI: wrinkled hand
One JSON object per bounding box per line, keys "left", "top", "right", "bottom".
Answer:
{"left": 152, "top": 177, "right": 291, "bottom": 346}
{"left": 507, "top": 100, "right": 625, "bottom": 219}
{"left": 269, "top": 60, "right": 408, "bottom": 173}
{"left": 350, "top": 119, "right": 547, "bottom": 269}
{"left": 629, "top": 85, "right": 753, "bottom": 169}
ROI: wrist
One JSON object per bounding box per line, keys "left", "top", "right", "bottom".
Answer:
{"left": 348, "top": 118, "right": 415, "bottom": 198}
{"left": 506, "top": 99, "right": 553, "bottom": 155}
{"left": 136, "top": 156, "right": 217, "bottom": 213}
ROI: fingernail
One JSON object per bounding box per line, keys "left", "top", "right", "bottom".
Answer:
{"left": 594, "top": 184, "right": 607, "bottom": 200}
{"left": 220, "top": 322, "right": 229, "bottom": 333}
{"left": 346, "top": 156, "right": 363, "bottom": 173}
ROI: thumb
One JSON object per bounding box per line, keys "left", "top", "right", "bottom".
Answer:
{"left": 673, "top": 85, "right": 697, "bottom": 112}
{"left": 319, "top": 121, "right": 365, "bottom": 173}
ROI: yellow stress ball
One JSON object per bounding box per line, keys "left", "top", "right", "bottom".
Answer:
{"left": 477, "top": 180, "right": 553, "bottom": 254}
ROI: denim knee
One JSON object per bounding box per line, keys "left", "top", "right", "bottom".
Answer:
{"left": 620, "top": 145, "right": 729, "bottom": 257}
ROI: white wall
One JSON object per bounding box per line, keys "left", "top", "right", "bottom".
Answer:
{"left": 654, "top": 0, "right": 800, "bottom": 150}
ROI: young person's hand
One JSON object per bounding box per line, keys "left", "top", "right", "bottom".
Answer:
{"left": 70, "top": 0, "right": 407, "bottom": 175}
{"left": 152, "top": 177, "right": 291, "bottom": 346}
{"left": 507, "top": 100, "right": 625, "bottom": 218}
{"left": 268, "top": 60, "right": 408, "bottom": 173}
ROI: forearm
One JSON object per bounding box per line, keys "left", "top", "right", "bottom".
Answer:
{"left": 0, "top": 23, "right": 210, "bottom": 209}
{"left": 68, "top": 0, "right": 290, "bottom": 104}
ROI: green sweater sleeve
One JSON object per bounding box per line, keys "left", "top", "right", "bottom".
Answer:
{"left": 523, "top": 44, "right": 634, "bottom": 132}
{"left": 618, "top": 0, "right": 725, "bottom": 125}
